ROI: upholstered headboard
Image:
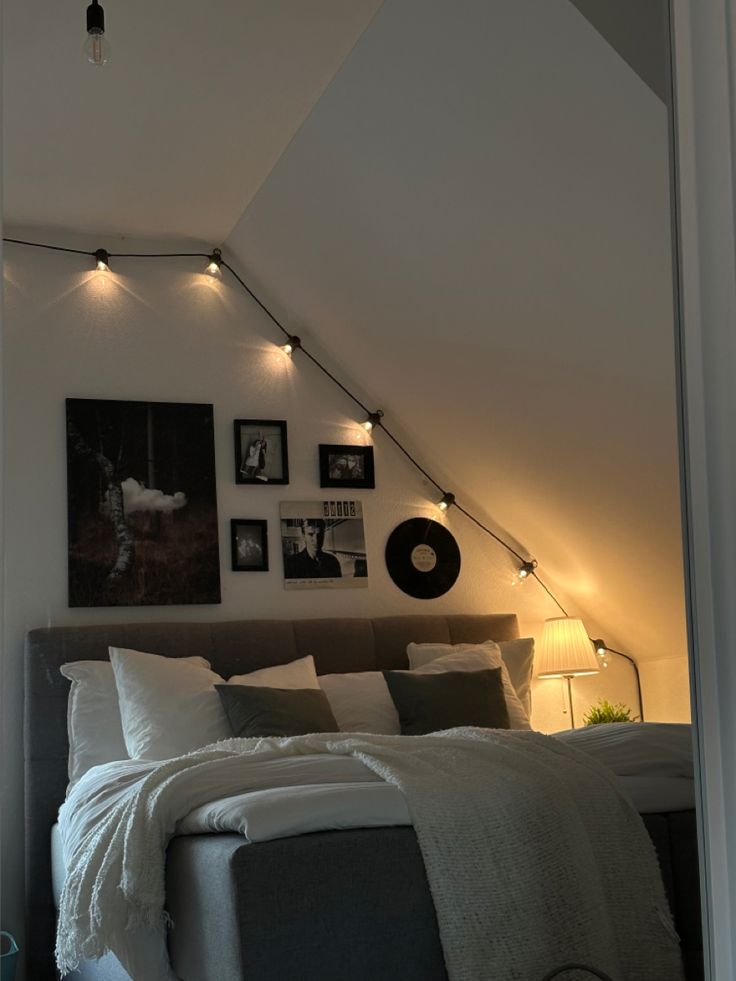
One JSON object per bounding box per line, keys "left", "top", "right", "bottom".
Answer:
{"left": 24, "top": 613, "right": 519, "bottom": 978}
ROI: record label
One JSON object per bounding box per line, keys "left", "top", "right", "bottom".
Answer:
{"left": 385, "top": 518, "right": 461, "bottom": 599}
{"left": 411, "top": 544, "right": 437, "bottom": 572}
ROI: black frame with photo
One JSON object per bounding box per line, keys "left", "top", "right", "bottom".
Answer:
{"left": 234, "top": 419, "right": 289, "bottom": 485}
{"left": 230, "top": 519, "right": 269, "bottom": 571}
{"left": 318, "top": 444, "right": 375, "bottom": 489}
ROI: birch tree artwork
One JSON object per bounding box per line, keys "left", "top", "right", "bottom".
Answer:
{"left": 66, "top": 398, "right": 221, "bottom": 607}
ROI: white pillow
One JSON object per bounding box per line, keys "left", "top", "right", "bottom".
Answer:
{"left": 407, "top": 642, "right": 531, "bottom": 730}
{"left": 60, "top": 660, "right": 129, "bottom": 784}
{"left": 111, "top": 648, "right": 322, "bottom": 760}
{"left": 408, "top": 637, "right": 534, "bottom": 715}
{"left": 229, "top": 655, "right": 319, "bottom": 690}
{"left": 110, "top": 647, "right": 229, "bottom": 761}
{"left": 496, "top": 638, "right": 534, "bottom": 717}
{"left": 319, "top": 672, "right": 400, "bottom": 735}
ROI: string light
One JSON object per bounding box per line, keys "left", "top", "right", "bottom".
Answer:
{"left": 2, "top": 233, "right": 646, "bottom": 722}
{"left": 205, "top": 249, "right": 222, "bottom": 276}
{"left": 280, "top": 335, "right": 302, "bottom": 356}
{"left": 438, "top": 492, "right": 456, "bottom": 512}
{"left": 362, "top": 410, "right": 384, "bottom": 432}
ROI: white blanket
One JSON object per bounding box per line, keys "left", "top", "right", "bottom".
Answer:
{"left": 57, "top": 728, "right": 684, "bottom": 981}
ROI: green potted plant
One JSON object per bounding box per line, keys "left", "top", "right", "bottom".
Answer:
{"left": 583, "top": 698, "right": 634, "bottom": 726}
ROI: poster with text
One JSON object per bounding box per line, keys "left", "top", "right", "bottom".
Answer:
{"left": 66, "top": 398, "right": 221, "bottom": 607}
{"left": 280, "top": 500, "right": 368, "bottom": 589}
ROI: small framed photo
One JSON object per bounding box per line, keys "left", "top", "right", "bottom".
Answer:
{"left": 231, "top": 519, "right": 269, "bottom": 571}
{"left": 234, "top": 420, "right": 289, "bottom": 485}
{"left": 319, "top": 444, "right": 375, "bottom": 489}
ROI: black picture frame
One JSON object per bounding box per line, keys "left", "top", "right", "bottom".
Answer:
{"left": 234, "top": 419, "right": 289, "bottom": 485}
{"left": 319, "top": 444, "right": 375, "bottom": 489}
{"left": 230, "top": 519, "right": 269, "bottom": 571}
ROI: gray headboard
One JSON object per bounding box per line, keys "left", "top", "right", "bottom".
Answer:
{"left": 25, "top": 613, "right": 518, "bottom": 978}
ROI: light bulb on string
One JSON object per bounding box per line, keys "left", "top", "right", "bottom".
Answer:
{"left": 205, "top": 249, "right": 222, "bottom": 276}
{"left": 516, "top": 559, "right": 537, "bottom": 582}
{"left": 84, "top": 0, "right": 111, "bottom": 66}
{"left": 94, "top": 249, "right": 110, "bottom": 272}
{"left": 280, "top": 335, "right": 301, "bottom": 356}
{"left": 437, "top": 492, "right": 455, "bottom": 512}
{"left": 362, "top": 410, "right": 384, "bottom": 433}
{"left": 591, "top": 639, "right": 609, "bottom": 668}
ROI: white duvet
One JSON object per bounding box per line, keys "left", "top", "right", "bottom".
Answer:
{"left": 57, "top": 723, "right": 692, "bottom": 981}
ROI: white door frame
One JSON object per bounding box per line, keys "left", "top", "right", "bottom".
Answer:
{"left": 670, "top": 0, "right": 736, "bottom": 976}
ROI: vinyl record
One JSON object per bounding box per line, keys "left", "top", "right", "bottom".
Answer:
{"left": 385, "top": 518, "right": 461, "bottom": 599}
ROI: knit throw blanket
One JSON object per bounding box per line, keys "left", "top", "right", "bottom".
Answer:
{"left": 57, "top": 728, "right": 684, "bottom": 981}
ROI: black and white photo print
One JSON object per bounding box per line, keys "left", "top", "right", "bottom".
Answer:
{"left": 280, "top": 501, "right": 368, "bottom": 589}
{"left": 231, "top": 519, "right": 269, "bottom": 571}
{"left": 234, "top": 419, "right": 289, "bottom": 485}
{"left": 66, "top": 398, "right": 221, "bottom": 607}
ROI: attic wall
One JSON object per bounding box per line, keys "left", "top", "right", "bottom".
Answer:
{"left": 224, "top": 0, "right": 688, "bottom": 680}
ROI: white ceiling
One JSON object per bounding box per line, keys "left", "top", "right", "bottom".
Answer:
{"left": 2, "top": 0, "right": 384, "bottom": 242}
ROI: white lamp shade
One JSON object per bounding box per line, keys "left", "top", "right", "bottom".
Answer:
{"left": 536, "top": 617, "right": 599, "bottom": 678}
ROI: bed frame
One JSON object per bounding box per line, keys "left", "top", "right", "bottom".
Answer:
{"left": 25, "top": 613, "right": 703, "bottom": 980}
{"left": 26, "top": 613, "right": 520, "bottom": 979}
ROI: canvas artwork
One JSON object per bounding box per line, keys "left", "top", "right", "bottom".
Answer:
{"left": 280, "top": 500, "right": 368, "bottom": 589}
{"left": 66, "top": 398, "right": 221, "bottom": 607}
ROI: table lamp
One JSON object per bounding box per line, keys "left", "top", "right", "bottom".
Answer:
{"left": 536, "top": 616, "right": 599, "bottom": 728}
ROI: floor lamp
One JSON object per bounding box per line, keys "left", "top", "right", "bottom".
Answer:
{"left": 536, "top": 617, "right": 600, "bottom": 729}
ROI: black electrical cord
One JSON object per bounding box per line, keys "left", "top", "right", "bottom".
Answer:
{"left": 599, "top": 645, "right": 645, "bottom": 722}
{"left": 4, "top": 237, "right": 94, "bottom": 256}
{"left": 2, "top": 234, "right": 645, "bottom": 702}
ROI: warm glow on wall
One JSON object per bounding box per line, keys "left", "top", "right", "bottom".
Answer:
{"left": 1, "top": 232, "right": 644, "bottom": 720}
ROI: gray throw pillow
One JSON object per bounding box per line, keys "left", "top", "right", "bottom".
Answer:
{"left": 216, "top": 685, "right": 339, "bottom": 738}
{"left": 382, "top": 668, "right": 510, "bottom": 736}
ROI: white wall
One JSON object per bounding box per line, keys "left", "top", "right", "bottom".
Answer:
{"left": 638, "top": 657, "right": 692, "bottom": 722}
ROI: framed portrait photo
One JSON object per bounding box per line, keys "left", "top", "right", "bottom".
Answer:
{"left": 280, "top": 501, "right": 368, "bottom": 590}
{"left": 231, "top": 519, "right": 269, "bottom": 571}
{"left": 319, "top": 444, "right": 375, "bottom": 489}
{"left": 234, "top": 419, "right": 289, "bottom": 485}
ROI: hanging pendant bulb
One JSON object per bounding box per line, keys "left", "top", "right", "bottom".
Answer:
{"left": 85, "top": 0, "right": 111, "bottom": 66}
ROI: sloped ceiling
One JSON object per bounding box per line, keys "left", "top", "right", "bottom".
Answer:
{"left": 222, "top": 0, "right": 685, "bottom": 663}
{"left": 2, "top": 0, "right": 685, "bottom": 662}
{"left": 569, "top": 0, "right": 668, "bottom": 102}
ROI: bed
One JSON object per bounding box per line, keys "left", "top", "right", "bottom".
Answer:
{"left": 25, "top": 614, "right": 703, "bottom": 980}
